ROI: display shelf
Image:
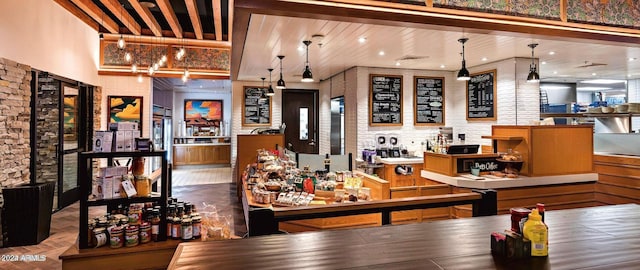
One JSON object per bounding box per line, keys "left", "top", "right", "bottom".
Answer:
{"left": 78, "top": 151, "right": 169, "bottom": 249}
{"left": 86, "top": 193, "right": 162, "bottom": 207}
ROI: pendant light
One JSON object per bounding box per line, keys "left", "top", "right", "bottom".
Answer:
{"left": 457, "top": 38, "right": 470, "bottom": 81}
{"left": 259, "top": 77, "right": 268, "bottom": 102}
{"left": 276, "top": 55, "right": 286, "bottom": 89}
{"left": 301, "top": 40, "right": 314, "bottom": 82}
{"left": 267, "top": 68, "right": 275, "bottom": 96}
{"left": 527, "top": 43, "right": 540, "bottom": 83}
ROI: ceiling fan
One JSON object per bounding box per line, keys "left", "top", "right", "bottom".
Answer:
{"left": 575, "top": 61, "right": 607, "bottom": 68}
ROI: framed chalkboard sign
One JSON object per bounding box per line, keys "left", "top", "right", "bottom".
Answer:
{"left": 369, "top": 74, "right": 403, "bottom": 126}
{"left": 466, "top": 70, "right": 497, "bottom": 121}
{"left": 242, "top": 86, "right": 271, "bottom": 126}
{"left": 414, "top": 76, "right": 445, "bottom": 125}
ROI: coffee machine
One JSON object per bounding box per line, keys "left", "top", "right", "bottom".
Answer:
{"left": 375, "top": 134, "right": 389, "bottom": 158}
{"left": 388, "top": 134, "right": 401, "bottom": 158}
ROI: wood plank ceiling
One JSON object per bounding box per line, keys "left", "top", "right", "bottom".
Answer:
{"left": 55, "top": 0, "right": 230, "bottom": 41}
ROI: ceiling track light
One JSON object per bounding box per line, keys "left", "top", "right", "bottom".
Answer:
{"left": 457, "top": 37, "right": 470, "bottom": 81}
{"left": 301, "top": 40, "right": 314, "bottom": 82}
{"left": 267, "top": 68, "right": 275, "bottom": 96}
{"left": 276, "top": 55, "right": 286, "bottom": 89}
{"left": 527, "top": 43, "right": 540, "bottom": 83}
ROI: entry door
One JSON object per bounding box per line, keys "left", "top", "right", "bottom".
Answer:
{"left": 282, "top": 89, "right": 319, "bottom": 154}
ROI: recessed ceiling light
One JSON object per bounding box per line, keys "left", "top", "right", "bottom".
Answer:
{"left": 358, "top": 37, "right": 366, "bottom": 43}
{"left": 395, "top": 62, "right": 400, "bottom": 66}
{"left": 629, "top": 57, "right": 637, "bottom": 61}
{"left": 541, "top": 61, "right": 547, "bottom": 65}
{"left": 591, "top": 73, "right": 597, "bottom": 76}
{"left": 549, "top": 51, "right": 555, "bottom": 55}
{"left": 553, "top": 71, "right": 558, "bottom": 74}
{"left": 481, "top": 57, "right": 487, "bottom": 61}
{"left": 440, "top": 64, "right": 445, "bottom": 68}
{"left": 580, "top": 79, "right": 626, "bottom": 84}
{"left": 379, "top": 51, "right": 385, "bottom": 56}
{"left": 297, "top": 46, "right": 304, "bottom": 52}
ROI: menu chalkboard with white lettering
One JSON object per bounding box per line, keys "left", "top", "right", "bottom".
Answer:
{"left": 414, "top": 76, "right": 445, "bottom": 125}
{"left": 370, "top": 74, "right": 403, "bottom": 126}
{"left": 242, "top": 86, "right": 271, "bottom": 126}
{"left": 466, "top": 70, "right": 497, "bottom": 121}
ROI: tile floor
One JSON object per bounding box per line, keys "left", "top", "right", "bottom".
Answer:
{"left": 0, "top": 165, "right": 243, "bottom": 270}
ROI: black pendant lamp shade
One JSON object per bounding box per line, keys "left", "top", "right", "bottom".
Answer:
{"left": 267, "top": 68, "right": 275, "bottom": 96}
{"left": 259, "top": 77, "right": 268, "bottom": 102}
{"left": 301, "top": 40, "right": 314, "bottom": 82}
{"left": 527, "top": 43, "right": 540, "bottom": 83}
{"left": 276, "top": 55, "right": 286, "bottom": 89}
{"left": 457, "top": 38, "right": 470, "bottom": 81}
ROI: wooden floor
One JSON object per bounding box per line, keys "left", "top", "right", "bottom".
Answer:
{"left": 0, "top": 167, "right": 245, "bottom": 270}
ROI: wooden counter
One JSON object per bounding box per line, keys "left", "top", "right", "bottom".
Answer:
{"left": 594, "top": 154, "right": 640, "bottom": 204}
{"left": 168, "top": 204, "right": 640, "bottom": 270}
{"left": 173, "top": 144, "right": 230, "bottom": 166}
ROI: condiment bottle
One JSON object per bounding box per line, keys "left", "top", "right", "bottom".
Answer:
{"left": 181, "top": 216, "right": 193, "bottom": 241}
{"left": 536, "top": 203, "right": 545, "bottom": 223}
{"left": 192, "top": 215, "right": 202, "bottom": 239}
{"left": 522, "top": 209, "right": 548, "bottom": 257}
{"left": 151, "top": 210, "right": 161, "bottom": 242}
{"left": 171, "top": 216, "right": 182, "bottom": 240}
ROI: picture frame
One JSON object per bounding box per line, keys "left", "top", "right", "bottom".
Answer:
{"left": 369, "top": 74, "right": 403, "bottom": 126}
{"left": 414, "top": 76, "right": 445, "bottom": 126}
{"left": 108, "top": 95, "right": 143, "bottom": 131}
{"left": 184, "top": 99, "right": 223, "bottom": 127}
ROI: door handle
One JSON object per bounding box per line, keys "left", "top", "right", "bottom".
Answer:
{"left": 309, "top": 139, "right": 316, "bottom": 146}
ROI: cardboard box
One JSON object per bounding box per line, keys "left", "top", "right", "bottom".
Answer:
{"left": 124, "top": 130, "right": 134, "bottom": 152}
{"left": 115, "top": 130, "right": 126, "bottom": 152}
{"left": 93, "top": 131, "right": 114, "bottom": 152}
{"left": 109, "top": 122, "right": 138, "bottom": 131}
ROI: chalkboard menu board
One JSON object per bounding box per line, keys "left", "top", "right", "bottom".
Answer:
{"left": 242, "top": 86, "right": 271, "bottom": 126}
{"left": 466, "top": 70, "right": 497, "bottom": 121}
{"left": 414, "top": 76, "right": 445, "bottom": 125}
{"left": 369, "top": 74, "right": 403, "bottom": 126}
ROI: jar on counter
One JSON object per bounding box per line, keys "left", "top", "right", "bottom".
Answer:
{"left": 192, "top": 216, "right": 202, "bottom": 239}
{"left": 135, "top": 176, "right": 151, "bottom": 197}
{"left": 139, "top": 222, "right": 151, "bottom": 244}
{"left": 181, "top": 217, "right": 193, "bottom": 241}
{"left": 151, "top": 210, "right": 161, "bottom": 242}
{"left": 93, "top": 227, "right": 107, "bottom": 248}
{"left": 109, "top": 226, "right": 124, "bottom": 248}
{"left": 125, "top": 225, "right": 139, "bottom": 247}
{"left": 171, "top": 217, "right": 182, "bottom": 240}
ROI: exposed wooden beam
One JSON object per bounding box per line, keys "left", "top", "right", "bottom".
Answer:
{"left": 156, "top": 0, "right": 183, "bottom": 38}
{"left": 69, "top": 0, "right": 119, "bottom": 33}
{"left": 100, "top": 0, "right": 142, "bottom": 35}
{"left": 53, "top": 0, "right": 99, "bottom": 31}
{"left": 212, "top": 0, "right": 223, "bottom": 41}
{"left": 185, "top": 0, "right": 204, "bottom": 39}
{"left": 127, "top": 0, "right": 163, "bottom": 36}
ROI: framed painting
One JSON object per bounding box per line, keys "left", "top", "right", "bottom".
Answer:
{"left": 108, "top": 95, "right": 143, "bottom": 131}
{"left": 184, "top": 99, "right": 223, "bottom": 127}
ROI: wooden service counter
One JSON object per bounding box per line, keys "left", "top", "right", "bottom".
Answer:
{"left": 594, "top": 153, "right": 640, "bottom": 204}
{"left": 173, "top": 136, "right": 231, "bottom": 167}
{"left": 422, "top": 125, "right": 599, "bottom": 217}
{"left": 169, "top": 204, "right": 640, "bottom": 269}
{"left": 243, "top": 170, "right": 390, "bottom": 235}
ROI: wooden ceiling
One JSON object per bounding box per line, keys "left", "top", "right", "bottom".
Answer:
{"left": 55, "top": 0, "right": 231, "bottom": 42}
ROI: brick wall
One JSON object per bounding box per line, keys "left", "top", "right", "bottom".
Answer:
{"left": 0, "top": 58, "right": 31, "bottom": 188}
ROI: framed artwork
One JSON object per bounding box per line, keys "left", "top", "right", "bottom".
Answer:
{"left": 242, "top": 86, "right": 271, "bottom": 126}
{"left": 108, "top": 95, "right": 143, "bottom": 131}
{"left": 184, "top": 99, "right": 223, "bottom": 127}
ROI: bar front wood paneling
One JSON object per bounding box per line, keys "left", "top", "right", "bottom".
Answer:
{"left": 594, "top": 154, "right": 640, "bottom": 205}
{"left": 168, "top": 204, "right": 640, "bottom": 270}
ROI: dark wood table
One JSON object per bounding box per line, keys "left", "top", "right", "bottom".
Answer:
{"left": 168, "top": 204, "right": 640, "bottom": 270}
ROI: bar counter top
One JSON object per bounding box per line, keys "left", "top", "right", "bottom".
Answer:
{"left": 378, "top": 156, "right": 424, "bottom": 165}
{"left": 168, "top": 204, "right": 640, "bottom": 269}
{"left": 421, "top": 170, "right": 598, "bottom": 189}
